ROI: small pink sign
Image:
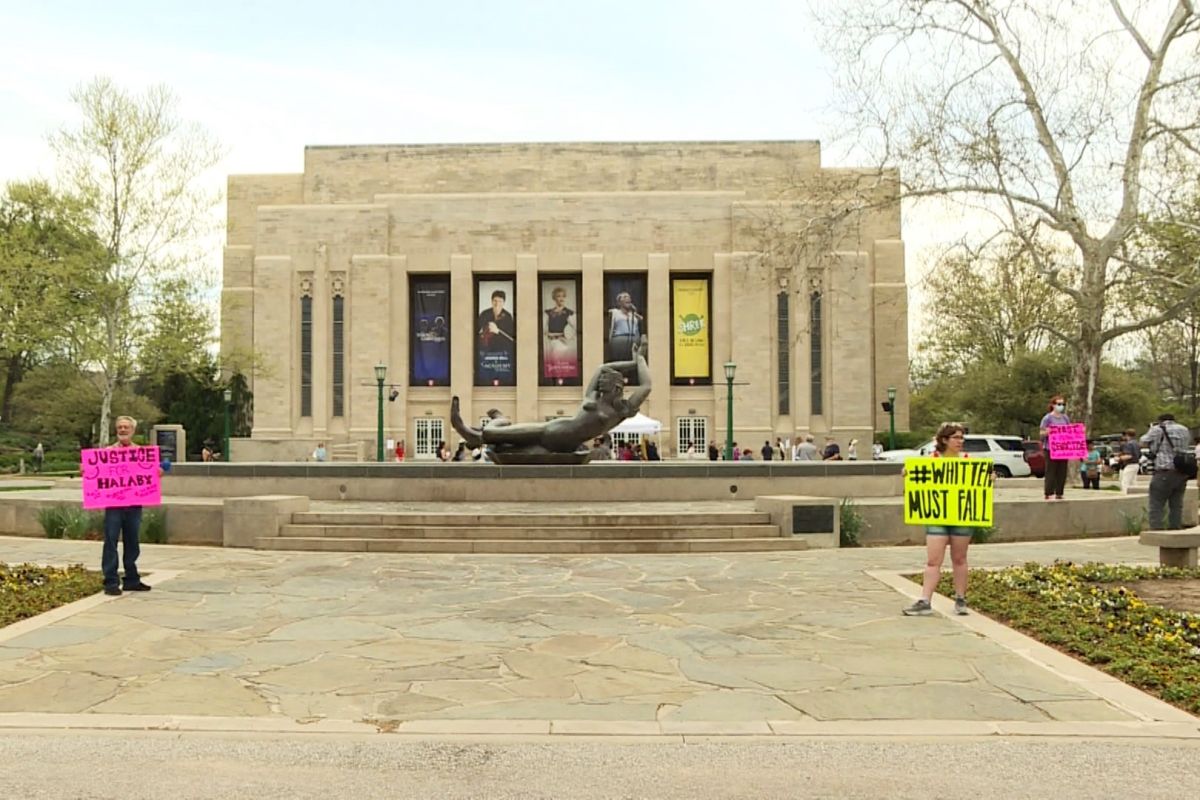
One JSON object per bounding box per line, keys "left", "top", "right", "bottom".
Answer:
{"left": 81, "top": 446, "right": 162, "bottom": 510}
{"left": 1048, "top": 424, "right": 1088, "bottom": 460}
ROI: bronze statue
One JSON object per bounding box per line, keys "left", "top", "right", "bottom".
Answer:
{"left": 451, "top": 341, "right": 651, "bottom": 463}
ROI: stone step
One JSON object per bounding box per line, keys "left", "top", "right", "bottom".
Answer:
{"left": 279, "top": 523, "right": 780, "bottom": 540}
{"left": 290, "top": 511, "right": 773, "bottom": 527}
{"left": 256, "top": 536, "right": 810, "bottom": 554}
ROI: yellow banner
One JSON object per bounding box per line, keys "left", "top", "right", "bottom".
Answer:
{"left": 903, "top": 457, "right": 994, "bottom": 527}
{"left": 672, "top": 279, "right": 710, "bottom": 379}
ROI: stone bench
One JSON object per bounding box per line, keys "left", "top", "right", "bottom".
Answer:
{"left": 1139, "top": 527, "right": 1200, "bottom": 568}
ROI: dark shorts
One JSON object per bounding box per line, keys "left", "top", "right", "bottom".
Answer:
{"left": 925, "top": 526, "right": 973, "bottom": 537}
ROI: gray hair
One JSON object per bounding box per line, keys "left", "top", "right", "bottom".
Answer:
{"left": 115, "top": 415, "right": 138, "bottom": 429}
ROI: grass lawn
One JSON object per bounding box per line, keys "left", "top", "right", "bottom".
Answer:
{"left": 926, "top": 563, "right": 1200, "bottom": 714}
{"left": 0, "top": 563, "right": 104, "bottom": 629}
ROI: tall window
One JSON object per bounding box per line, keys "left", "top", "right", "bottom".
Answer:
{"left": 777, "top": 291, "right": 790, "bottom": 415}
{"left": 300, "top": 296, "right": 313, "bottom": 417}
{"left": 331, "top": 295, "right": 345, "bottom": 417}
{"left": 676, "top": 416, "right": 708, "bottom": 457}
{"left": 810, "top": 291, "right": 823, "bottom": 415}
{"left": 608, "top": 431, "right": 642, "bottom": 453}
{"left": 414, "top": 418, "right": 445, "bottom": 459}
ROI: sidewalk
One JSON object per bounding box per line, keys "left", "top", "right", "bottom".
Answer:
{"left": 1, "top": 533, "right": 1192, "bottom": 738}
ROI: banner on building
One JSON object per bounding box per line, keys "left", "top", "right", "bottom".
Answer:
{"left": 81, "top": 446, "right": 162, "bottom": 510}
{"left": 1048, "top": 424, "right": 1088, "bottom": 460}
{"left": 671, "top": 277, "right": 711, "bottom": 383}
{"left": 475, "top": 277, "right": 516, "bottom": 386}
{"left": 410, "top": 276, "right": 451, "bottom": 386}
{"left": 603, "top": 274, "right": 647, "bottom": 383}
{"left": 539, "top": 276, "right": 581, "bottom": 386}
{"left": 903, "top": 457, "right": 994, "bottom": 527}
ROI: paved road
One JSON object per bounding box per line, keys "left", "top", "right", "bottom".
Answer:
{"left": 2, "top": 730, "right": 1198, "bottom": 799}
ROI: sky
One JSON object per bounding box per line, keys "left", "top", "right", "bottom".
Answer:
{"left": 0, "top": 0, "right": 954, "bottom": 329}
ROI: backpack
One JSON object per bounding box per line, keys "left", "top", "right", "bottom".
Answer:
{"left": 1158, "top": 423, "right": 1198, "bottom": 479}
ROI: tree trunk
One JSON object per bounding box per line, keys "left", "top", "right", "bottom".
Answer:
{"left": 1, "top": 353, "right": 22, "bottom": 426}
{"left": 1070, "top": 256, "right": 1107, "bottom": 431}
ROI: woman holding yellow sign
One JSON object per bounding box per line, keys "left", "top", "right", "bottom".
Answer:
{"left": 903, "top": 422, "right": 978, "bottom": 617}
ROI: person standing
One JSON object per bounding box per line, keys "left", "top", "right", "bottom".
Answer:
{"left": 872, "top": 441, "right": 884, "bottom": 460}
{"left": 1117, "top": 429, "right": 1141, "bottom": 494}
{"left": 394, "top": 439, "right": 405, "bottom": 462}
{"left": 311, "top": 442, "right": 328, "bottom": 462}
{"left": 101, "top": 416, "right": 153, "bottom": 596}
{"left": 31, "top": 442, "right": 44, "bottom": 474}
{"left": 1141, "top": 413, "right": 1196, "bottom": 530}
{"left": 1080, "top": 441, "right": 1102, "bottom": 490}
{"left": 1039, "top": 394, "right": 1072, "bottom": 500}
{"left": 794, "top": 434, "right": 820, "bottom": 461}
{"left": 761, "top": 440, "right": 774, "bottom": 461}
{"left": 847, "top": 438, "right": 859, "bottom": 461}
{"left": 707, "top": 441, "right": 720, "bottom": 461}
{"left": 903, "top": 422, "right": 982, "bottom": 617}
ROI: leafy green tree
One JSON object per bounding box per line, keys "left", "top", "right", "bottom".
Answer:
{"left": 49, "top": 77, "right": 221, "bottom": 445}
{"left": 0, "top": 181, "right": 105, "bottom": 423}
{"left": 10, "top": 362, "right": 159, "bottom": 447}
{"left": 815, "top": 1, "right": 1200, "bottom": 428}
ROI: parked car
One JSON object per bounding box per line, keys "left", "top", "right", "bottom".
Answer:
{"left": 880, "top": 434, "right": 1032, "bottom": 477}
{"left": 1022, "top": 440, "right": 1045, "bottom": 478}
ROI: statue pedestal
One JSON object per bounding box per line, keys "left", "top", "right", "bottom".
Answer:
{"left": 489, "top": 451, "right": 592, "bottom": 465}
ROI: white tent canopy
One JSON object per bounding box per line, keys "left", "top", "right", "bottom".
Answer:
{"left": 610, "top": 412, "right": 663, "bottom": 435}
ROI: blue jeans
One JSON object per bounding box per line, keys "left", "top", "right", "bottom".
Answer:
{"left": 102, "top": 506, "right": 142, "bottom": 588}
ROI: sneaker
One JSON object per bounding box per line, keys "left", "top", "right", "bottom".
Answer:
{"left": 902, "top": 599, "right": 932, "bottom": 616}
{"left": 954, "top": 596, "right": 969, "bottom": 616}
{"left": 122, "top": 582, "right": 152, "bottom": 592}
{"left": 103, "top": 586, "right": 122, "bottom": 596}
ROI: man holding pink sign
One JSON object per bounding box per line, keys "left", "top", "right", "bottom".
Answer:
{"left": 1039, "top": 394, "right": 1074, "bottom": 501}
{"left": 82, "top": 415, "right": 161, "bottom": 596}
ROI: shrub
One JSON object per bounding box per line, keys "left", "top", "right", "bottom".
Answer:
{"left": 140, "top": 509, "right": 168, "bottom": 544}
{"left": 1119, "top": 508, "right": 1148, "bottom": 536}
{"left": 37, "top": 505, "right": 72, "bottom": 539}
{"left": 62, "top": 507, "right": 91, "bottom": 540}
{"left": 971, "top": 526, "right": 996, "bottom": 544}
{"left": 839, "top": 498, "right": 864, "bottom": 547}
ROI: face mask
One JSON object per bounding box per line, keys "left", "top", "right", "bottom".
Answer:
{"left": 1054, "top": 404, "right": 1065, "bottom": 413}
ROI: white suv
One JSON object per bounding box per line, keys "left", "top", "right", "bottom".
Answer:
{"left": 880, "top": 434, "right": 1031, "bottom": 478}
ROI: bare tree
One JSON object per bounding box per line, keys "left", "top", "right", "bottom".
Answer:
{"left": 50, "top": 77, "right": 221, "bottom": 444}
{"left": 812, "top": 0, "right": 1200, "bottom": 427}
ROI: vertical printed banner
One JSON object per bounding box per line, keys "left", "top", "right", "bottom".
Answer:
{"left": 475, "top": 277, "right": 516, "bottom": 386}
{"left": 410, "top": 276, "right": 451, "bottom": 387}
{"left": 604, "top": 274, "right": 647, "bottom": 383}
{"left": 903, "top": 457, "right": 994, "bottom": 527}
{"left": 540, "top": 277, "right": 581, "bottom": 386}
{"left": 671, "top": 277, "right": 710, "bottom": 383}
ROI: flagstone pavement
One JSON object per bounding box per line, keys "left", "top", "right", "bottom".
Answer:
{"left": 0, "top": 533, "right": 1195, "bottom": 734}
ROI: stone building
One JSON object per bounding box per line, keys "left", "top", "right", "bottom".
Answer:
{"left": 220, "top": 141, "right": 908, "bottom": 460}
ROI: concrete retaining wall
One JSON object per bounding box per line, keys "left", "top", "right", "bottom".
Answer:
{"left": 0, "top": 494, "right": 224, "bottom": 546}
{"left": 166, "top": 462, "right": 903, "bottom": 502}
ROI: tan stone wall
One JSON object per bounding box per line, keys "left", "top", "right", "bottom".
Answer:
{"left": 304, "top": 141, "right": 823, "bottom": 204}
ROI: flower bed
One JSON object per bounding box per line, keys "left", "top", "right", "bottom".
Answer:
{"left": 0, "top": 563, "right": 103, "bottom": 629}
{"left": 932, "top": 563, "right": 1200, "bottom": 713}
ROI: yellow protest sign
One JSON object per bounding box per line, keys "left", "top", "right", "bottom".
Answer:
{"left": 903, "top": 457, "right": 994, "bottom": 527}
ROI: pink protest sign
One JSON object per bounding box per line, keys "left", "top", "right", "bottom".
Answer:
{"left": 1048, "top": 424, "right": 1088, "bottom": 460}
{"left": 81, "top": 446, "right": 162, "bottom": 510}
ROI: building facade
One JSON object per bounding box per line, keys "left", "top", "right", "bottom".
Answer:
{"left": 221, "top": 141, "right": 909, "bottom": 460}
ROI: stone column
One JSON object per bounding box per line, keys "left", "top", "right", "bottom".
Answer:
{"left": 872, "top": 239, "right": 909, "bottom": 432}
{"left": 581, "top": 253, "right": 604, "bottom": 381}
{"left": 647, "top": 253, "right": 671, "bottom": 434}
{"left": 348, "top": 255, "right": 392, "bottom": 443}
{"left": 516, "top": 254, "right": 539, "bottom": 423}
{"left": 310, "top": 244, "right": 329, "bottom": 439}
{"left": 252, "top": 256, "right": 293, "bottom": 438}
{"left": 450, "top": 254, "right": 474, "bottom": 425}
{"left": 829, "top": 250, "right": 874, "bottom": 444}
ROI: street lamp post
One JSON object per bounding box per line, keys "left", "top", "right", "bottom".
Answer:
{"left": 222, "top": 388, "right": 232, "bottom": 463}
{"left": 887, "top": 385, "right": 897, "bottom": 451}
{"left": 374, "top": 363, "right": 387, "bottom": 462}
{"left": 724, "top": 361, "right": 737, "bottom": 461}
